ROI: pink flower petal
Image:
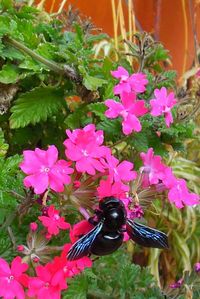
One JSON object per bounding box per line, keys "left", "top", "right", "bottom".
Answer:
{"left": 24, "top": 173, "right": 49, "bottom": 194}
{"left": 105, "top": 99, "right": 123, "bottom": 118}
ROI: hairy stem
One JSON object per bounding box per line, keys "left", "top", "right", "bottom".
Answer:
{"left": 4, "top": 36, "right": 80, "bottom": 82}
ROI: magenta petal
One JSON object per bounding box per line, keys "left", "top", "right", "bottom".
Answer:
{"left": 0, "top": 258, "right": 11, "bottom": 276}
{"left": 11, "top": 280, "right": 25, "bottom": 299}
{"left": 105, "top": 100, "right": 123, "bottom": 118}
{"left": 113, "top": 82, "right": 131, "bottom": 95}
{"left": 20, "top": 151, "right": 42, "bottom": 174}
{"left": 57, "top": 218, "right": 70, "bottom": 230}
{"left": 11, "top": 257, "right": 28, "bottom": 278}
{"left": 111, "top": 66, "right": 129, "bottom": 79}
{"left": 35, "top": 148, "right": 48, "bottom": 164}
{"left": 76, "top": 158, "right": 96, "bottom": 175}
{"left": 24, "top": 173, "right": 49, "bottom": 194}
{"left": 36, "top": 266, "right": 51, "bottom": 281}
{"left": 165, "top": 111, "right": 173, "bottom": 127}
{"left": 150, "top": 99, "right": 163, "bottom": 116}
{"left": 117, "top": 161, "right": 137, "bottom": 181}
{"left": 120, "top": 92, "right": 136, "bottom": 108}
{"left": 46, "top": 145, "right": 58, "bottom": 167}
{"left": 122, "top": 114, "right": 141, "bottom": 135}
{"left": 64, "top": 142, "right": 82, "bottom": 161}
{"left": 131, "top": 100, "right": 148, "bottom": 116}
{"left": 48, "top": 173, "right": 65, "bottom": 192}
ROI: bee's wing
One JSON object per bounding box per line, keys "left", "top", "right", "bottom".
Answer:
{"left": 67, "top": 221, "right": 104, "bottom": 261}
{"left": 126, "top": 219, "right": 169, "bottom": 249}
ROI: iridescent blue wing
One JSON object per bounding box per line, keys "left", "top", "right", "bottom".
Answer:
{"left": 67, "top": 221, "right": 104, "bottom": 261}
{"left": 126, "top": 219, "right": 169, "bottom": 249}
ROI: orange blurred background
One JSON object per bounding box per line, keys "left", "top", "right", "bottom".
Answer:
{"left": 35, "top": 0, "right": 200, "bottom": 77}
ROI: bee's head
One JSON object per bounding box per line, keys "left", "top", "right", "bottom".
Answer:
{"left": 99, "top": 197, "right": 124, "bottom": 212}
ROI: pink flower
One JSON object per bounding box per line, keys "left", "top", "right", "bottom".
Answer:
{"left": 20, "top": 145, "right": 74, "bottom": 194}
{"left": 105, "top": 91, "right": 148, "bottom": 135}
{"left": 168, "top": 178, "right": 199, "bottom": 208}
{"left": 102, "top": 153, "right": 137, "bottom": 184}
{"left": 196, "top": 69, "right": 200, "bottom": 77}
{"left": 38, "top": 205, "right": 70, "bottom": 237}
{"left": 17, "top": 245, "right": 24, "bottom": 252}
{"left": 0, "top": 256, "right": 29, "bottom": 299}
{"left": 140, "top": 148, "right": 166, "bottom": 185}
{"left": 194, "top": 262, "right": 200, "bottom": 273}
{"left": 97, "top": 178, "right": 129, "bottom": 199}
{"left": 162, "top": 167, "right": 177, "bottom": 188}
{"left": 150, "top": 87, "right": 177, "bottom": 127}
{"left": 28, "top": 262, "right": 67, "bottom": 299}
{"left": 169, "top": 278, "right": 183, "bottom": 289}
{"left": 64, "top": 124, "right": 110, "bottom": 175}
{"left": 30, "top": 222, "right": 38, "bottom": 232}
{"left": 130, "top": 204, "right": 144, "bottom": 219}
{"left": 48, "top": 244, "right": 92, "bottom": 285}
{"left": 111, "top": 66, "right": 148, "bottom": 95}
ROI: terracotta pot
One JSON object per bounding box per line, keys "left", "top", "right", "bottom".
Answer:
{"left": 35, "top": 0, "right": 200, "bottom": 77}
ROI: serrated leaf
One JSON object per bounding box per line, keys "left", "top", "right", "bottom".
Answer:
{"left": 0, "top": 129, "right": 9, "bottom": 157}
{"left": 88, "top": 102, "right": 106, "bottom": 120}
{"left": 0, "top": 63, "right": 19, "bottom": 84}
{"left": 130, "top": 132, "right": 149, "bottom": 152}
{"left": 16, "top": 5, "right": 39, "bottom": 20}
{"left": 10, "top": 87, "right": 65, "bottom": 128}
{"left": 64, "top": 105, "right": 89, "bottom": 129}
{"left": 83, "top": 74, "right": 107, "bottom": 91}
{"left": 16, "top": 19, "right": 39, "bottom": 48}
{"left": 1, "top": 45, "right": 24, "bottom": 60}
{"left": 0, "top": 16, "right": 18, "bottom": 37}
{"left": 97, "top": 118, "right": 122, "bottom": 142}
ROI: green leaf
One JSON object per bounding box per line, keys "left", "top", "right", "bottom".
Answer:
{"left": 83, "top": 74, "right": 107, "bottom": 91}
{"left": 16, "top": 5, "right": 39, "bottom": 20}
{"left": 0, "top": 63, "right": 19, "bottom": 84}
{"left": 97, "top": 118, "right": 122, "bottom": 142}
{"left": 0, "top": 0, "right": 12, "bottom": 10}
{"left": 0, "top": 154, "right": 23, "bottom": 211}
{"left": 88, "top": 102, "right": 106, "bottom": 120}
{"left": 0, "top": 129, "right": 9, "bottom": 157}
{"left": 0, "top": 16, "right": 17, "bottom": 37}
{"left": 16, "top": 19, "right": 39, "bottom": 48}
{"left": 63, "top": 274, "right": 88, "bottom": 299}
{"left": 10, "top": 87, "right": 65, "bottom": 128}
{"left": 64, "top": 105, "right": 89, "bottom": 129}
{"left": 86, "top": 33, "right": 109, "bottom": 43}
{"left": 1, "top": 45, "right": 24, "bottom": 60}
{"left": 130, "top": 132, "right": 149, "bottom": 152}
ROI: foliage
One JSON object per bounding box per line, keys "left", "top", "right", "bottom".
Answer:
{"left": 0, "top": 1, "right": 199, "bottom": 299}
{"left": 65, "top": 250, "right": 165, "bottom": 299}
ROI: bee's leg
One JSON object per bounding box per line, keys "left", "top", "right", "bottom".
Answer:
{"left": 92, "top": 256, "right": 100, "bottom": 262}
{"left": 118, "top": 227, "right": 126, "bottom": 233}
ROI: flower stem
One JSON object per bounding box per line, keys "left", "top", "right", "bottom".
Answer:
{"left": 3, "top": 36, "right": 80, "bottom": 82}
{"left": 79, "top": 207, "right": 91, "bottom": 220}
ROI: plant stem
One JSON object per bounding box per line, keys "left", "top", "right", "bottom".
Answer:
{"left": 3, "top": 36, "right": 80, "bottom": 82}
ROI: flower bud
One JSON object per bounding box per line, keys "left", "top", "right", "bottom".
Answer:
{"left": 17, "top": 245, "right": 24, "bottom": 252}
{"left": 194, "top": 262, "right": 200, "bottom": 273}
{"left": 30, "top": 222, "right": 38, "bottom": 232}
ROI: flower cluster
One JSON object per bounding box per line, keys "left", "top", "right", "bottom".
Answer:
{"left": 104, "top": 66, "right": 177, "bottom": 134}
{"left": 13, "top": 66, "right": 199, "bottom": 298}
{"left": 140, "top": 148, "right": 199, "bottom": 208}
{"left": 0, "top": 246, "right": 92, "bottom": 299}
{"left": 20, "top": 145, "right": 73, "bottom": 194}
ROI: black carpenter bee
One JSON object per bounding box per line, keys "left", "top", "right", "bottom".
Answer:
{"left": 67, "top": 197, "right": 168, "bottom": 260}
